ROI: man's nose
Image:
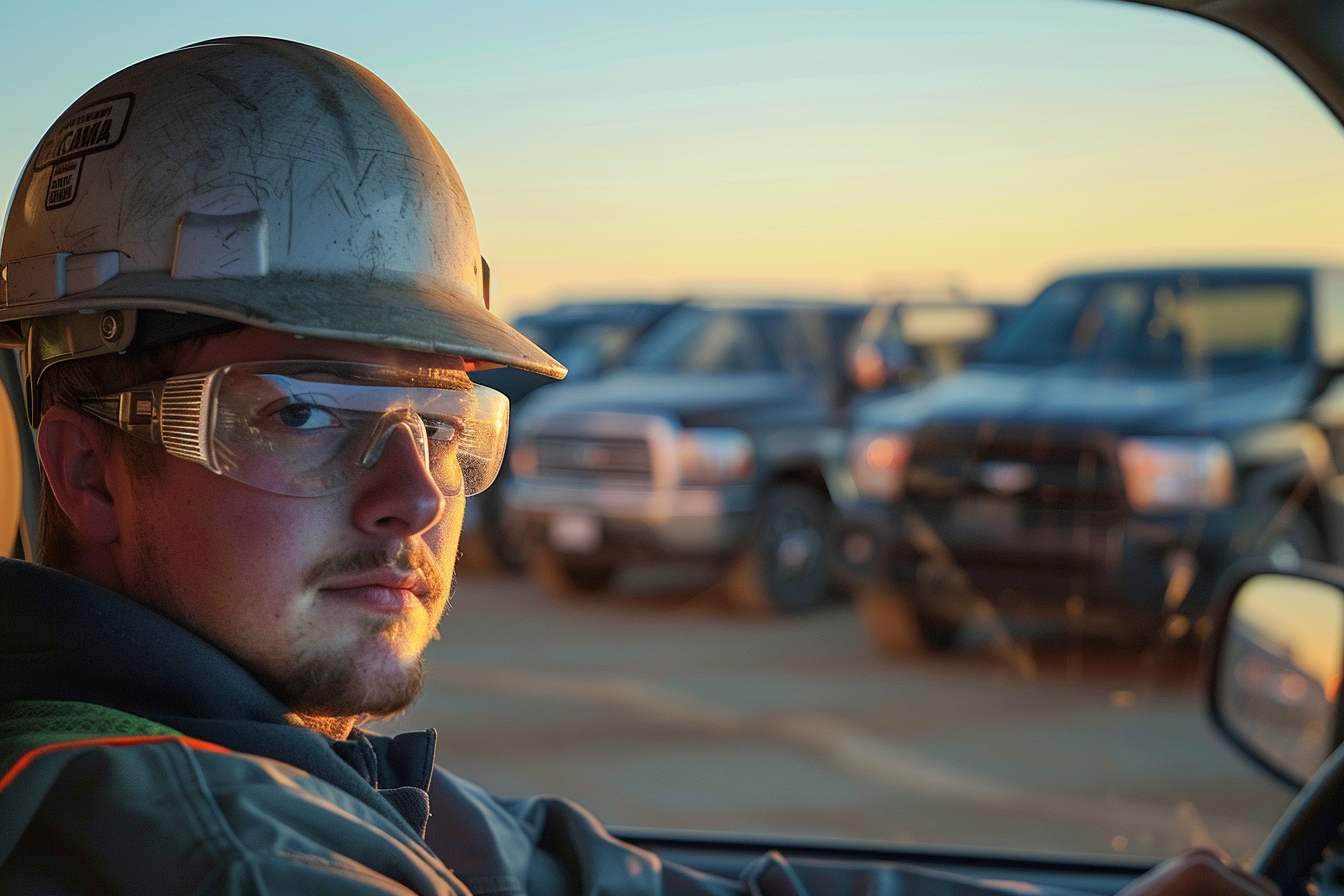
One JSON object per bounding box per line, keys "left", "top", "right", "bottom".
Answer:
{"left": 351, "top": 418, "right": 447, "bottom": 538}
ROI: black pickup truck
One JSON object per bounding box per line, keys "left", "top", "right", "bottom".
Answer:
{"left": 503, "top": 301, "right": 867, "bottom": 611}
{"left": 836, "top": 266, "right": 1344, "bottom": 649}
{"left": 464, "top": 301, "right": 678, "bottom": 570}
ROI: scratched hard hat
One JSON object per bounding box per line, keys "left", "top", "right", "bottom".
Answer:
{"left": 0, "top": 37, "right": 564, "bottom": 388}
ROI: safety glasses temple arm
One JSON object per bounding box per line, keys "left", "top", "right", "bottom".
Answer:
{"left": 78, "top": 389, "right": 161, "bottom": 442}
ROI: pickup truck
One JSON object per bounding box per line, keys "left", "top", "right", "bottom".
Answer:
{"left": 504, "top": 300, "right": 867, "bottom": 611}
{"left": 836, "top": 266, "right": 1344, "bottom": 649}
{"left": 464, "top": 300, "right": 678, "bottom": 570}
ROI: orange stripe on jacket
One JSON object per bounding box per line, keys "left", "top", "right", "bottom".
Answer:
{"left": 0, "top": 736, "right": 232, "bottom": 794}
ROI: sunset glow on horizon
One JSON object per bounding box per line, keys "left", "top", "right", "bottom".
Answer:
{"left": 4, "top": 0, "right": 1343, "bottom": 317}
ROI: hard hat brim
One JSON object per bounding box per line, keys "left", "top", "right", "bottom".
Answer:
{"left": 19, "top": 271, "right": 566, "bottom": 379}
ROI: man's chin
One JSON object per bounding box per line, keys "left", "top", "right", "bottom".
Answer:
{"left": 263, "top": 650, "right": 426, "bottom": 721}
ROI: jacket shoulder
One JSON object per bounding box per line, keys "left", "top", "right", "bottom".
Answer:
{"left": 0, "top": 714, "right": 465, "bottom": 894}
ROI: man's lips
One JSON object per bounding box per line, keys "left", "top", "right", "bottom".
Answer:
{"left": 319, "top": 568, "right": 430, "bottom": 613}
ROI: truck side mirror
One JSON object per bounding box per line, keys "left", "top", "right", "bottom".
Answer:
{"left": 1207, "top": 563, "right": 1344, "bottom": 788}
{"left": 847, "top": 340, "right": 922, "bottom": 392}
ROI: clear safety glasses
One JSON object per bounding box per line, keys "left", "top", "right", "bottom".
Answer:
{"left": 79, "top": 360, "right": 509, "bottom": 498}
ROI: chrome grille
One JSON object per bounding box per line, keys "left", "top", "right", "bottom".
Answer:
{"left": 906, "top": 422, "right": 1123, "bottom": 511}
{"left": 535, "top": 435, "right": 653, "bottom": 485}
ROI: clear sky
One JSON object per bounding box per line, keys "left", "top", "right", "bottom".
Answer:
{"left": 3, "top": 0, "right": 1344, "bottom": 318}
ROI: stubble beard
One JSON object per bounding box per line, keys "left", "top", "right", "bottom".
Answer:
{"left": 273, "top": 625, "right": 428, "bottom": 720}
{"left": 131, "top": 536, "right": 452, "bottom": 722}
{"left": 275, "top": 541, "right": 452, "bottom": 719}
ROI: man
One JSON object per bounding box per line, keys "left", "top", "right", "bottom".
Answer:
{"left": 0, "top": 36, "right": 1283, "bottom": 895}
{"left": 0, "top": 36, "right": 579, "bottom": 892}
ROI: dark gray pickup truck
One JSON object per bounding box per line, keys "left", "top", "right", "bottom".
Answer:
{"left": 836, "top": 266, "right": 1344, "bottom": 649}
{"left": 503, "top": 301, "right": 867, "bottom": 611}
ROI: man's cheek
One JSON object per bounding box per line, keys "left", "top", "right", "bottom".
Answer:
{"left": 438, "top": 498, "right": 466, "bottom": 563}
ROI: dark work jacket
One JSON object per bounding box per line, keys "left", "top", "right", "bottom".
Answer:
{"left": 0, "top": 560, "right": 1080, "bottom": 896}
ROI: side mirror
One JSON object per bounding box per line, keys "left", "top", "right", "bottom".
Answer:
{"left": 1207, "top": 562, "right": 1344, "bottom": 788}
{"left": 900, "top": 304, "right": 995, "bottom": 348}
{"left": 847, "top": 340, "right": 922, "bottom": 392}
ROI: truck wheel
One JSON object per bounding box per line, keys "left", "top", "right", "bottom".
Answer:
{"left": 529, "top": 548, "right": 617, "bottom": 598}
{"left": 1257, "top": 507, "right": 1322, "bottom": 564}
{"left": 912, "top": 603, "right": 964, "bottom": 651}
{"left": 477, "top": 481, "right": 531, "bottom": 572}
{"left": 722, "top": 483, "right": 837, "bottom": 613}
{"left": 1253, "top": 504, "right": 1327, "bottom": 568}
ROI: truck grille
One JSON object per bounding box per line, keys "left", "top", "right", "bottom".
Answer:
{"left": 905, "top": 422, "right": 1124, "bottom": 512}
{"left": 534, "top": 435, "right": 654, "bottom": 485}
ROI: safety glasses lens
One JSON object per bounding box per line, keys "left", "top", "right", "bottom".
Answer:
{"left": 197, "top": 363, "right": 507, "bottom": 497}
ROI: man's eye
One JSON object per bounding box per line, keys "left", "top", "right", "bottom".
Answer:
{"left": 274, "top": 403, "right": 340, "bottom": 430}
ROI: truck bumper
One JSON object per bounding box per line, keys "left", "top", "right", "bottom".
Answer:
{"left": 504, "top": 478, "right": 756, "bottom": 559}
{"left": 835, "top": 498, "right": 1243, "bottom": 626}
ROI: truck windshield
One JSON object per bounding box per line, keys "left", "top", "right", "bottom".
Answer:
{"left": 978, "top": 273, "right": 1310, "bottom": 374}
{"left": 622, "top": 306, "right": 840, "bottom": 374}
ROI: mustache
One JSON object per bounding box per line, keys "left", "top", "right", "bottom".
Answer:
{"left": 304, "top": 543, "right": 448, "bottom": 601}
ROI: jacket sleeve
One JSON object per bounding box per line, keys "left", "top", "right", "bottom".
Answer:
{"left": 0, "top": 738, "right": 469, "bottom": 895}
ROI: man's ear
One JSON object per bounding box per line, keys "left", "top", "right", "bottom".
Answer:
{"left": 37, "top": 406, "right": 121, "bottom": 544}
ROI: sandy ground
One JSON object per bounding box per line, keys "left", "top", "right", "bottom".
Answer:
{"left": 374, "top": 563, "right": 1293, "bottom": 863}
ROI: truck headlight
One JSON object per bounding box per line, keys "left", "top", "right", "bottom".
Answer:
{"left": 510, "top": 443, "right": 539, "bottom": 478}
{"left": 849, "top": 431, "right": 911, "bottom": 500}
{"left": 678, "top": 428, "right": 754, "bottom": 485}
{"left": 1117, "top": 437, "right": 1234, "bottom": 511}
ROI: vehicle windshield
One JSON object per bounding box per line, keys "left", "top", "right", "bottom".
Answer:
{"left": 979, "top": 273, "right": 1311, "bottom": 374}
{"left": 621, "top": 306, "right": 847, "bottom": 374}
{"left": 13, "top": 0, "right": 1344, "bottom": 872}
{"left": 515, "top": 304, "right": 673, "bottom": 375}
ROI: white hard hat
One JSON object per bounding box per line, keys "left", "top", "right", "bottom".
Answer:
{"left": 0, "top": 37, "right": 564, "bottom": 422}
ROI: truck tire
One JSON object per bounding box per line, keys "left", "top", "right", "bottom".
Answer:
{"left": 722, "top": 483, "right": 838, "bottom": 613}
{"left": 912, "top": 602, "right": 964, "bottom": 651}
{"left": 1252, "top": 503, "right": 1327, "bottom": 568}
{"left": 529, "top": 548, "right": 617, "bottom": 598}
{"left": 477, "top": 483, "right": 530, "bottom": 572}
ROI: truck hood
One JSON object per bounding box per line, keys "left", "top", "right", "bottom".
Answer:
{"left": 516, "top": 371, "right": 818, "bottom": 430}
{"left": 853, "top": 363, "right": 1317, "bottom": 437}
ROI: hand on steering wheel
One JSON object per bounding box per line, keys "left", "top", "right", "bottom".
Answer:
{"left": 1116, "top": 848, "right": 1279, "bottom": 896}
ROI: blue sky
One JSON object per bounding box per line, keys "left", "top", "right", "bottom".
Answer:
{"left": 4, "top": 0, "right": 1343, "bottom": 315}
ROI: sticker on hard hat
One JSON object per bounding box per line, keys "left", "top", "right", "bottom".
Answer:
{"left": 32, "top": 94, "right": 133, "bottom": 209}
{"left": 45, "top": 159, "right": 82, "bottom": 209}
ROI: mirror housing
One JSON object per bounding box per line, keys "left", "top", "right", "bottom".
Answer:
{"left": 899, "top": 304, "right": 996, "bottom": 349}
{"left": 1207, "top": 561, "right": 1344, "bottom": 788}
{"left": 847, "top": 339, "right": 923, "bottom": 392}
